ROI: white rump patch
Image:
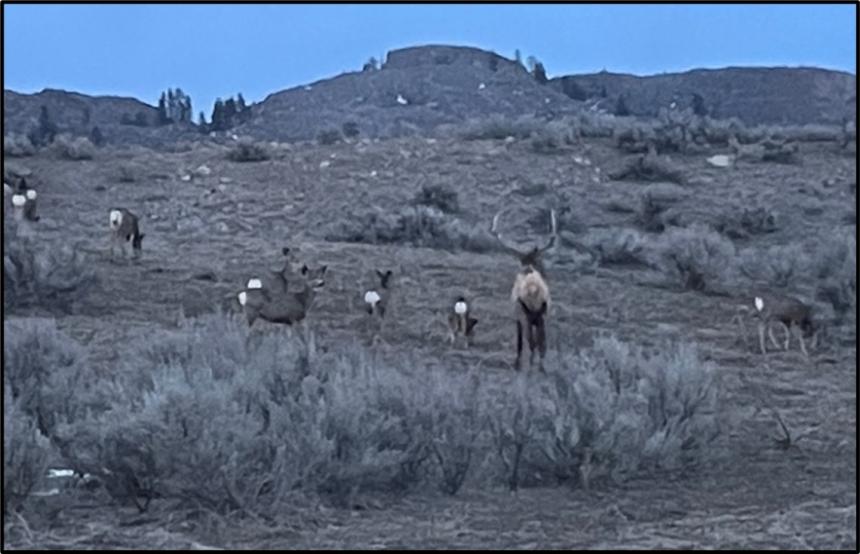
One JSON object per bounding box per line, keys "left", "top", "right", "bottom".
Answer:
{"left": 396, "top": 94, "right": 408, "bottom": 105}
{"left": 47, "top": 468, "right": 75, "bottom": 478}
{"left": 454, "top": 301, "right": 468, "bottom": 315}
{"left": 26, "top": 189, "right": 37, "bottom": 200}
{"left": 238, "top": 291, "right": 247, "bottom": 306}
{"left": 364, "top": 290, "right": 380, "bottom": 306}
{"left": 109, "top": 209, "right": 123, "bottom": 228}
{"left": 247, "top": 278, "right": 262, "bottom": 289}
{"left": 754, "top": 297, "right": 764, "bottom": 312}
{"left": 478, "top": 83, "right": 486, "bottom": 90}
{"left": 12, "top": 194, "right": 26, "bottom": 207}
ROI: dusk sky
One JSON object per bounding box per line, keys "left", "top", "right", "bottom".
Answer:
{"left": 3, "top": 3, "right": 856, "bottom": 117}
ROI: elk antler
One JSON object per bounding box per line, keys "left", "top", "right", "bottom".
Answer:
{"left": 491, "top": 208, "right": 558, "bottom": 260}
{"left": 535, "top": 209, "right": 557, "bottom": 254}
{"left": 491, "top": 208, "right": 528, "bottom": 258}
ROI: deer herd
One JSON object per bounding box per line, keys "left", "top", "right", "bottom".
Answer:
{"left": 4, "top": 177, "right": 824, "bottom": 369}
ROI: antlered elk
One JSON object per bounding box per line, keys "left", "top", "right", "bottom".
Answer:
{"left": 491, "top": 208, "right": 557, "bottom": 371}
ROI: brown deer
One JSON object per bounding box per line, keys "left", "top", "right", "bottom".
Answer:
{"left": 447, "top": 295, "right": 479, "bottom": 348}
{"left": 733, "top": 292, "right": 818, "bottom": 357}
{"left": 245, "top": 247, "right": 301, "bottom": 295}
{"left": 238, "top": 264, "right": 327, "bottom": 327}
{"left": 11, "top": 189, "right": 39, "bottom": 222}
{"left": 363, "top": 269, "right": 395, "bottom": 341}
{"left": 109, "top": 208, "right": 145, "bottom": 260}
{"left": 491, "top": 207, "right": 557, "bottom": 371}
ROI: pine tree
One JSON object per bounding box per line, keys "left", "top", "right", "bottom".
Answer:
{"left": 157, "top": 92, "right": 170, "bottom": 125}
{"left": 237, "top": 93, "right": 246, "bottom": 112}
{"left": 211, "top": 98, "right": 225, "bottom": 131}
{"left": 533, "top": 62, "right": 548, "bottom": 84}
{"left": 224, "top": 97, "right": 237, "bottom": 128}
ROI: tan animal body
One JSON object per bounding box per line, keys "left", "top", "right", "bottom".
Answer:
{"left": 491, "top": 207, "right": 557, "bottom": 371}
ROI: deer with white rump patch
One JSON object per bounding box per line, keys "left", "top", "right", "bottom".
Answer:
{"left": 447, "top": 295, "right": 479, "bottom": 348}
{"left": 491, "top": 207, "right": 558, "bottom": 371}
{"left": 734, "top": 292, "right": 818, "bottom": 357}
{"left": 108, "top": 208, "right": 145, "bottom": 260}
{"left": 11, "top": 189, "right": 40, "bottom": 222}
{"left": 238, "top": 264, "right": 327, "bottom": 327}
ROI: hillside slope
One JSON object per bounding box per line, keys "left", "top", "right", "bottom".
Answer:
{"left": 238, "top": 45, "right": 581, "bottom": 141}
{"left": 550, "top": 66, "right": 856, "bottom": 124}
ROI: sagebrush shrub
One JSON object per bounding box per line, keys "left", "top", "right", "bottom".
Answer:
{"left": 3, "top": 133, "right": 36, "bottom": 157}
{"left": 4, "top": 390, "right": 53, "bottom": 514}
{"left": 226, "top": 141, "right": 270, "bottom": 162}
{"left": 325, "top": 205, "right": 497, "bottom": 254}
{"left": 3, "top": 318, "right": 91, "bottom": 438}
{"left": 650, "top": 224, "right": 737, "bottom": 291}
{"left": 54, "top": 134, "right": 95, "bottom": 160}
{"left": 413, "top": 183, "right": 459, "bottom": 214}
{"left": 4, "top": 219, "right": 99, "bottom": 314}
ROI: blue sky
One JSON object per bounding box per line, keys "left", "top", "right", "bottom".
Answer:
{"left": 3, "top": 3, "right": 856, "bottom": 117}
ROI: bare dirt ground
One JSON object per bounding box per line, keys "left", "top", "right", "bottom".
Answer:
{"left": 4, "top": 135, "right": 856, "bottom": 548}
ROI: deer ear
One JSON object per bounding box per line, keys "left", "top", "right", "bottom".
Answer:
{"left": 385, "top": 270, "right": 393, "bottom": 278}
{"left": 375, "top": 269, "right": 385, "bottom": 279}
{"left": 301, "top": 264, "right": 309, "bottom": 275}
{"left": 320, "top": 265, "right": 328, "bottom": 274}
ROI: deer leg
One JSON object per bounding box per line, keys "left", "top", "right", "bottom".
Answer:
{"left": 791, "top": 324, "right": 809, "bottom": 357}
{"left": 757, "top": 321, "right": 768, "bottom": 355}
{"left": 536, "top": 319, "right": 547, "bottom": 372}
{"left": 527, "top": 323, "right": 537, "bottom": 368}
{"left": 515, "top": 320, "right": 523, "bottom": 371}
{"left": 768, "top": 322, "right": 783, "bottom": 349}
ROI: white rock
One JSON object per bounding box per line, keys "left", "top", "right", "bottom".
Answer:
{"left": 319, "top": 160, "right": 331, "bottom": 169}
{"left": 706, "top": 154, "right": 734, "bottom": 168}
{"left": 396, "top": 94, "right": 408, "bottom": 105}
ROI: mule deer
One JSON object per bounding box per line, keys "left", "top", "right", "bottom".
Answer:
{"left": 11, "top": 189, "right": 39, "bottom": 222}
{"left": 109, "top": 208, "right": 145, "bottom": 260}
{"left": 238, "top": 264, "right": 327, "bottom": 327}
{"left": 363, "top": 269, "right": 396, "bottom": 342}
{"left": 734, "top": 292, "right": 817, "bottom": 357}
{"left": 491, "top": 207, "right": 557, "bottom": 371}
{"left": 245, "top": 247, "right": 302, "bottom": 295}
{"left": 447, "top": 295, "right": 479, "bottom": 347}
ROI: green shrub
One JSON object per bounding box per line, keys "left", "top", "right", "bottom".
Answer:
{"left": 54, "top": 134, "right": 95, "bottom": 160}
{"left": 226, "top": 141, "right": 270, "bottom": 162}
{"left": 317, "top": 129, "right": 342, "bottom": 146}
{"left": 460, "top": 115, "right": 542, "bottom": 141}
{"left": 649, "top": 224, "right": 737, "bottom": 291}
{"left": 488, "top": 336, "right": 719, "bottom": 490}
{"left": 3, "top": 318, "right": 91, "bottom": 438}
{"left": 413, "top": 183, "right": 459, "bottom": 214}
{"left": 324, "top": 205, "right": 497, "bottom": 254}
{"left": 4, "top": 219, "right": 99, "bottom": 314}
{"left": 4, "top": 390, "right": 53, "bottom": 515}
{"left": 582, "top": 228, "right": 650, "bottom": 267}
{"left": 3, "top": 133, "right": 36, "bottom": 157}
